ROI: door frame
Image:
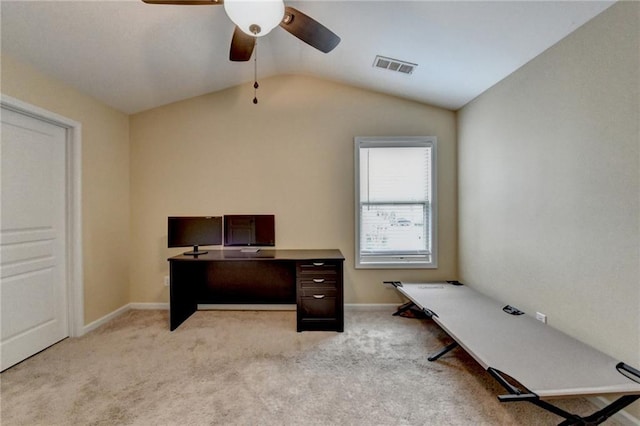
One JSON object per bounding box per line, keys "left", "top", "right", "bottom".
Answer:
{"left": 1, "top": 94, "right": 84, "bottom": 338}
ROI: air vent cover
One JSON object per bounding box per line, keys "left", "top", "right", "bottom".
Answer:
{"left": 373, "top": 55, "right": 417, "bottom": 75}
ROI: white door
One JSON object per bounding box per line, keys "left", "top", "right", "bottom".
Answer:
{"left": 1, "top": 107, "right": 69, "bottom": 371}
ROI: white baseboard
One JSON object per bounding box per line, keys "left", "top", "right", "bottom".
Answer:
{"left": 80, "top": 303, "right": 168, "bottom": 335}
{"left": 587, "top": 397, "right": 640, "bottom": 426}
{"left": 81, "top": 304, "right": 131, "bottom": 335}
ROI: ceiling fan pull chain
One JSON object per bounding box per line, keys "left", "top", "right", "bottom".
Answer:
{"left": 253, "top": 39, "right": 259, "bottom": 104}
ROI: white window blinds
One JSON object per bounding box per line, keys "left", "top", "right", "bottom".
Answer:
{"left": 355, "top": 137, "right": 437, "bottom": 268}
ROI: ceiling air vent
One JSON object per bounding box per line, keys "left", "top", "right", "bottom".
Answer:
{"left": 373, "top": 55, "right": 417, "bottom": 75}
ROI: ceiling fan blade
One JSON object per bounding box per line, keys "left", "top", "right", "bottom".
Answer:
{"left": 141, "top": 0, "right": 222, "bottom": 5}
{"left": 279, "top": 6, "right": 340, "bottom": 53}
{"left": 229, "top": 26, "right": 256, "bottom": 61}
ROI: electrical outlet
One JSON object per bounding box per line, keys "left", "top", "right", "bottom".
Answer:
{"left": 536, "top": 312, "right": 547, "bottom": 324}
{"left": 164, "top": 276, "right": 170, "bottom": 287}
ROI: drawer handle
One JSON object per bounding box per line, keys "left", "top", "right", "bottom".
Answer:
{"left": 312, "top": 262, "right": 325, "bottom": 266}
{"left": 313, "top": 294, "right": 326, "bottom": 299}
{"left": 313, "top": 278, "right": 325, "bottom": 283}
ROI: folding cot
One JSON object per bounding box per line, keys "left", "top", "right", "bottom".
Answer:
{"left": 386, "top": 281, "right": 640, "bottom": 425}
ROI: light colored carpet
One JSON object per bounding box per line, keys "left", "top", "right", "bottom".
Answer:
{"left": 0, "top": 309, "right": 617, "bottom": 425}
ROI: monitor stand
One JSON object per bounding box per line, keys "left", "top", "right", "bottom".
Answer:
{"left": 184, "top": 245, "right": 208, "bottom": 256}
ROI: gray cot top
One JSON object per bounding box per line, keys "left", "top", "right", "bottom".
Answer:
{"left": 397, "top": 282, "right": 640, "bottom": 399}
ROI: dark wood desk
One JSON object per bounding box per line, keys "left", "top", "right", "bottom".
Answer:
{"left": 168, "top": 249, "right": 344, "bottom": 332}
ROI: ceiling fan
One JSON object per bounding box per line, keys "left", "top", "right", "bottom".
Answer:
{"left": 141, "top": 0, "right": 341, "bottom": 62}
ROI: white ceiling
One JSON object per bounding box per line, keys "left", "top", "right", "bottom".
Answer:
{"left": 1, "top": 0, "right": 614, "bottom": 114}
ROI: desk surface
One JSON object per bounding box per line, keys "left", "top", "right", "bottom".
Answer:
{"left": 169, "top": 248, "right": 344, "bottom": 262}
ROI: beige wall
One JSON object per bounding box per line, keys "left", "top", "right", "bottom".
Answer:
{"left": 458, "top": 2, "right": 639, "bottom": 418}
{"left": 129, "top": 75, "right": 457, "bottom": 304}
{"left": 1, "top": 54, "right": 131, "bottom": 325}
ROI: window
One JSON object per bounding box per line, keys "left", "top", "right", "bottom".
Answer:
{"left": 355, "top": 136, "right": 437, "bottom": 268}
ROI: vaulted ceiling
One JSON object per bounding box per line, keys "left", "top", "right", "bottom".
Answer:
{"left": 1, "top": 1, "right": 614, "bottom": 114}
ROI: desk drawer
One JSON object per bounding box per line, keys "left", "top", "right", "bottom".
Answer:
{"left": 300, "top": 288, "right": 337, "bottom": 298}
{"left": 298, "top": 277, "right": 338, "bottom": 289}
{"left": 299, "top": 295, "right": 337, "bottom": 319}
{"left": 296, "top": 261, "right": 340, "bottom": 276}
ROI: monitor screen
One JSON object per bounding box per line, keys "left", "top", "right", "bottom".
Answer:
{"left": 168, "top": 216, "right": 222, "bottom": 255}
{"left": 224, "top": 215, "right": 275, "bottom": 247}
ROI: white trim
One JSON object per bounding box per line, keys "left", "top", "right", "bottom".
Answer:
{"left": 0, "top": 94, "right": 84, "bottom": 338}
{"left": 82, "top": 303, "right": 168, "bottom": 334}
{"left": 68, "top": 124, "right": 83, "bottom": 337}
{"left": 82, "top": 304, "right": 130, "bottom": 335}
{"left": 587, "top": 397, "right": 640, "bottom": 426}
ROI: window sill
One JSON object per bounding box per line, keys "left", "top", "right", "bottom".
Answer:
{"left": 355, "top": 261, "right": 438, "bottom": 269}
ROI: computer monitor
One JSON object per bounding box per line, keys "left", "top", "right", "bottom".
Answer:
{"left": 224, "top": 215, "right": 275, "bottom": 248}
{"left": 168, "top": 216, "right": 222, "bottom": 256}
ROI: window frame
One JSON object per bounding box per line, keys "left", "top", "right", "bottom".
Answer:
{"left": 354, "top": 136, "right": 438, "bottom": 269}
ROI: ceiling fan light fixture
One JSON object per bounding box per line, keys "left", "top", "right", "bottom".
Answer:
{"left": 224, "top": 0, "right": 285, "bottom": 37}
